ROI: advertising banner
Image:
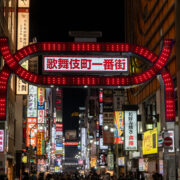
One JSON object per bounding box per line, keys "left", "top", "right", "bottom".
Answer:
{"left": 38, "top": 88, "right": 45, "bottom": 110}
{"left": 18, "top": 0, "right": 30, "bottom": 7}
{"left": 118, "top": 157, "right": 125, "bottom": 166}
{"left": 38, "top": 110, "right": 45, "bottom": 124}
{"left": 37, "top": 131, "right": 44, "bottom": 155}
{"left": 114, "top": 111, "right": 124, "bottom": 144}
{"left": 56, "top": 89, "right": 63, "bottom": 123}
{"left": 142, "top": 128, "right": 158, "bottom": 155}
{"left": 27, "top": 85, "right": 37, "bottom": 117}
{"left": 16, "top": 6, "right": 29, "bottom": 94}
{"left": 0, "top": 130, "right": 4, "bottom": 152}
{"left": 125, "top": 111, "right": 137, "bottom": 150}
{"left": 90, "top": 157, "right": 97, "bottom": 168}
{"left": 107, "top": 153, "right": 114, "bottom": 170}
{"left": 43, "top": 56, "right": 128, "bottom": 72}
{"left": 26, "top": 118, "right": 37, "bottom": 147}
{"left": 65, "top": 130, "right": 77, "bottom": 140}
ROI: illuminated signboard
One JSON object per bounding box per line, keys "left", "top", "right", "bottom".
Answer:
{"left": 27, "top": 85, "right": 37, "bottom": 117}
{"left": 142, "top": 128, "right": 158, "bottom": 155}
{"left": 38, "top": 110, "right": 45, "bottom": 124}
{"left": 16, "top": 4, "right": 29, "bottom": 95}
{"left": 38, "top": 88, "right": 45, "bottom": 110}
{"left": 114, "top": 111, "right": 124, "bottom": 144}
{"left": 0, "top": 130, "right": 4, "bottom": 152}
{"left": 125, "top": 111, "right": 137, "bottom": 150}
{"left": 43, "top": 56, "right": 128, "bottom": 72}
{"left": 26, "top": 118, "right": 37, "bottom": 147}
{"left": 118, "top": 157, "right": 125, "bottom": 166}
{"left": 18, "top": 0, "right": 30, "bottom": 7}
{"left": 37, "top": 131, "right": 44, "bottom": 155}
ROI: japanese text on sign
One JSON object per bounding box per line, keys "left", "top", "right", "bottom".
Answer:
{"left": 125, "top": 111, "right": 137, "bottom": 150}
{"left": 43, "top": 56, "right": 128, "bottom": 72}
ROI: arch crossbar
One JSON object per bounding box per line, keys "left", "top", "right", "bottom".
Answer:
{"left": 0, "top": 38, "right": 175, "bottom": 121}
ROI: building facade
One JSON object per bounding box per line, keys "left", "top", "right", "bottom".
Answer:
{"left": 125, "top": 0, "right": 177, "bottom": 179}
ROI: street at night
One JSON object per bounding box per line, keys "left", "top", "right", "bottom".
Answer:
{"left": 0, "top": 0, "right": 179, "bottom": 180}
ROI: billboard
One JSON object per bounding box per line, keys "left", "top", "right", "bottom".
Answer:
{"left": 18, "top": 0, "right": 30, "bottom": 7}
{"left": 56, "top": 89, "right": 63, "bottom": 123}
{"left": 16, "top": 7, "right": 29, "bottom": 94}
{"left": 26, "top": 118, "right": 37, "bottom": 147}
{"left": 38, "top": 88, "right": 45, "bottom": 110}
{"left": 142, "top": 128, "right": 158, "bottom": 155}
{"left": 43, "top": 56, "right": 128, "bottom": 72}
{"left": 114, "top": 111, "right": 124, "bottom": 144}
{"left": 65, "top": 130, "right": 77, "bottom": 140}
{"left": 37, "top": 131, "right": 44, "bottom": 155}
{"left": 0, "top": 130, "right": 4, "bottom": 152}
{"left": 124, "top": 111, "right": 137, "bottom": 150}
{"left": 27, "top": 85, "right": 37, "bottom": 117}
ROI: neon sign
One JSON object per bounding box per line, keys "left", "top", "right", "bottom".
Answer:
{"left": 43, "top": 56, "right": 128, "bottom": 72}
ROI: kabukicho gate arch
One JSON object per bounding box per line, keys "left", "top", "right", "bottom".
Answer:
{"left": 0, "top": 37, "right": 175, "bottom": 123}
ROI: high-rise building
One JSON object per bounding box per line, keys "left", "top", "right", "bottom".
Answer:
{"left": 125, "top": 1, "right": 177, "bottom": 179}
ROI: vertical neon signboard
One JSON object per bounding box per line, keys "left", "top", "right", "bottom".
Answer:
{"left": 114, "top": 111, "right": 124, "bottom": 144}
{"left": 124, "top": 111, "right": 137, "bottom": 150}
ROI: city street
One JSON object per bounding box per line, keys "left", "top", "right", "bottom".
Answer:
{"left": 0, "top": 0, "right": 179, "bottom": 180}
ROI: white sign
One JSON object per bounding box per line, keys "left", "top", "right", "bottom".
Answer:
{"left": 81, "top": 128, "right": 87, "bottom": 159}
{"left": 125, "top": 111, "right": 137, "bottom": 150}
{"left": 99, "top": 138, "right": 108, "bottom": 150}
{"left": 38, "top": 110, "right": 45, "bottom": 124}
{"left": 168, "top": 130, "right": 174, "bottom": 153}
{"left": 107, "top": 153, "right": 114, "bottom": 170}
{"left": 0, "top": 130, "right": 4, "bottom": 152}
{"left": 17, "top": 8, "right": 29, "bottom": 94}
{"left": 27, "top": 85, "right": 37, "bottom": 117}
{"left": 18, "top": 0, "right": 30, "bottom": 7}
{"left": 43, "top": 56, "right": 128, "bottom": 72}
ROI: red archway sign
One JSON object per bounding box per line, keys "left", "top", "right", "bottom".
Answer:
{"left": 0, "top": 38, "right": 175, "bottom": 122}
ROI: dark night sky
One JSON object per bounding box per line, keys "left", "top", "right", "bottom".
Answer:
{"left": 29, "top": 1, "right": 125, "bottom": 130}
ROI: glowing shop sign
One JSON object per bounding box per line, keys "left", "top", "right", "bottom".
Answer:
{"left": 43, "top": 56, "right": 128, "bottom": 72}
{"left": 0, "top": 130, "right": 4, "bottom": 152}
{"left": 124, "top": 111, "right": 137, "bottom": 150}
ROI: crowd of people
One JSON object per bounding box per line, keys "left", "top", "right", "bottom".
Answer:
{"left": 20, "top": 170, "right": 163, "bottom": 180}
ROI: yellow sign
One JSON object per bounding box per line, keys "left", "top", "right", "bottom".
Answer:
{"left": 90, "top": 157, "right": 97, "bottom": 168}
{"left": 22, "top": 156, "right": 27, "bottom": 163}
{"left": 37, "top": 131, "right": 43, "bottom": 155}
{"left": 142, "top": 128, "right": 158, "bottom": 155}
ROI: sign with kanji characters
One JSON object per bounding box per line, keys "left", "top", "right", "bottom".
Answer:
{"left": 43, "top": 56, "right": 128, "bottom": 73}
{"left": 18, "top": 0, "right": 30, "bottom": 7}
{"left": 27, "top": 85, "right": 37, "bottom": 117}
{"left": 114, "top": 111, "right": 124, "bottom": 144}
{"left": 16, "top": 7, "right": 29, "bottom": 95}
{"left": 37, "top": 131, "right": 44, "bottom": 155}
{"left": 38, "top": 88, "right": 45, "bottom": 110}
{"left": 142, "top": 128, "right": 158, "bottom": 155}
{"left": 124, "top": 111, "right": 137, "bottom": 150}
{"left": 0, "top": 130, "right": 4, "bottom": 152}
{"left": 26, "top": 118, "right": 37, "bottom": 147}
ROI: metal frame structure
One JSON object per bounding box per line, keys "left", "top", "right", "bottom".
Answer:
{"left": 0, "top": 38, "right": 175, "bottom": 121}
